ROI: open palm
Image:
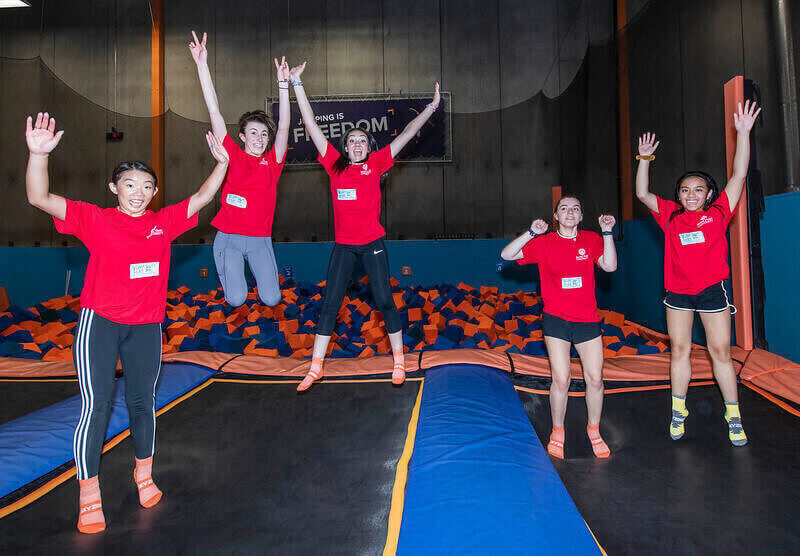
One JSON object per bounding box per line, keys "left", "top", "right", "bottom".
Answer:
{"left": 26, "top": 112, "right": 64, "bottom": 155}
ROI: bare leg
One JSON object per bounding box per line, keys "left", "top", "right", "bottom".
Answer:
{"left": 666, "top": 308, "right": 695, "bottom": 396}
{"left": 574, "top": 335, "right": 604, "bottom": 425}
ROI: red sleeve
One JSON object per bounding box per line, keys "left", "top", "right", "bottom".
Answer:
{"left": 53, "top": 200, "right": 99, "bottom": 247}
{"left": 318, "top": 141, "right": 341, "bottom": 174}
{"left": 517, "top": 235, "right": 542, "bottom": 265}
{"left": 591, "top": 232, "right": 604, "bottom": 263}
{"left": 651, "top": 195, "right": 679, "bottom": 232}
{"left": 712, "top": 190, "right": 736, "bottom": 223}
{"left": 222, "top": 133, "right": 245, "bottom": 166}
{"left": 369, "top": 145, "right": 394, "bottom": 174}
{"left": 161, "top": 197, "right": 199, "bottom": 240}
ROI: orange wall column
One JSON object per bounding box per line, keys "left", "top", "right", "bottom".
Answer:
{"left": 724, "top": 76, "right": 753, "bottom": 350}
{"left": 150, "top": 0, "right": 165, "bottom": 210}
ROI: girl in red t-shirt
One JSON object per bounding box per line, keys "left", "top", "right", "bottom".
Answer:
{"left": 25, "top": 112, "right": 229, "bottom": 534}
{"left": 635, "top": 100, "right": 760, "bottom": 447}
{"left": 287, "top": 61, "right": 441, "bottom": 391}
{"left": 501, "top": 197, "right": 618, "bottom": 459}
{"left": 190, "top": 31, "right": 290, "bottom": 308}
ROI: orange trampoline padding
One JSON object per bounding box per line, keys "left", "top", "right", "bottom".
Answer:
{"left": 740, "top": 348, "right": 800, "bottom": 407}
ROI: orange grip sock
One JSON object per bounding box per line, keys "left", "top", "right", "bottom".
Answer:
{"left": 392, "top": 349, "right": 405, "bottom": 385}
{"left": 77, "top": 476, "right": 106, "bottom": 534}
{"left": 297, "top": 357, "right": 324, "bottom": 392}
{"left": 586, "top": 423, "right": 611, "bottom": 458}
{"left": 547, "top": 426, "right": 565, "bottom": 459}
{"left": 134, "top": 456, "right": 163, "bottom": 508}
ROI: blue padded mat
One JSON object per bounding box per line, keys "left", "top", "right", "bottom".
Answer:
{"left": 0, "top": 362, "right": 216, "bottom": 499}
{"left": 397, "top": 364, "right": 599, "bottom": 554}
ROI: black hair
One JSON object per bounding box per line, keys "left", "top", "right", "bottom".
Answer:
{"left": 238, "top": 110, "right": 278, "bottom": 151}
{"left": 332, "top": 127, "right": 380, "bottom": 174}
{"left": 111, "top": 161, "right": 158, "bottom": 187}
{"left": 669, "top": 171, "right": 718, "bottom": 222}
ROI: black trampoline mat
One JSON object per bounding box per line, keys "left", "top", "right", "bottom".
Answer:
{"left": 0, "top": 380, "right": 79, "bottom": 426}
{"left": 0, "top": 380, "right": 420, "bottom": 554}
{"left": 518, "top": 385, "right": 800, "bottom": 554}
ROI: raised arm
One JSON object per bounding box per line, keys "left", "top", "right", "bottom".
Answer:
{"left": 289, "top": 62, "right": 328, "bottom": 157}
{"left": 189, "top": 31, "right": 227, "bottom": 140}
{"left": 25, "top": 112, "right": 67, "bottom": 220}
{"left": 390, "top": 83, "right": 440, "bottom": 159}
{"left": 724, "top": 100, "right": 761, "bottom": 211}
{"left": 188, "top": 132, "right": 230, "bottom": 218}
{"left": 501, "top": 219, "right": 548, "bottom": 261}
{"left": 596, "top": 215, "right": 618, "bottom": 272}
{"left": 273, "top": 57, "right": 291, "bottom": 163}
{"left": 634, "top": 132, "right": 660, "bottom": 213}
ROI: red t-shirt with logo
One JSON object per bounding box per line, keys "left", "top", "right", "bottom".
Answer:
{"left": 210, "top": 134, "right": 285, "bottom": 237}
{"left": 319, "top": 141, "right": 394, "bottom": 245}
{"left": 517, "top": 230, "right": 605, "bottom": 322}
{"left": 54, "top": 198, "right": 198, "bottom": 325}
{"left": 650, "top": 191, "right": 736, "bottom": 295}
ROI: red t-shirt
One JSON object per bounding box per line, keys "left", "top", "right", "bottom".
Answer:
{"left": 650, "top": 191, "right": 736, "bottom": 295}
{"left": 517, "top": 230, "right": 605, "bottom": 322}
{"left": 54, "top": 198, "right": 198, "bottom": 325}
{"left": 210, "top": 134, "right": 285, "bottom": 237}
{"left": 319, "top": 141, "right": 394, "bottom": 245}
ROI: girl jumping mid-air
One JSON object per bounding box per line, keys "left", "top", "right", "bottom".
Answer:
{"left": 635, "top": 100, "right": 760, "bottom": 446}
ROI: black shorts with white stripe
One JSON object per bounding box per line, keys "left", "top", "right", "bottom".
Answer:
{"left": 663, "top": 281, "right": 737, "bottom": 314}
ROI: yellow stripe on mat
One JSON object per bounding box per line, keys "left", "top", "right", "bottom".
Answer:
{"left": 383, "top": 380, "right": 425, "bottom": 556}
{"left": 0, "top": 377, "right": 215, "bottom": 519}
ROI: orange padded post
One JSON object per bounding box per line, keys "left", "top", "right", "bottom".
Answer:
{"left": 552, "top": 185, "right": 562, "bottom": 229}
{"left": 723, "top": 76, "right": 753, "bottom": 350}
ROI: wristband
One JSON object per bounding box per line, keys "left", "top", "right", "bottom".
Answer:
{"left": 528, "top": 229, "right": 538, "bottom": 238}
{"left": 291, "top": 79, "right": 303, "bottom": 86}
{"left": 277, "top": 79, "right": 288, "bottom": 83}
{"left": 278, "top": 84, "right": 289, "bottom": 90}
{"left": 602, "top": 231, "right": 614, "bottom": 236}
{"left": 427, "top": 103, "right": 438, "bottom": 111}
{"left": 635, "top": 154, "right": 655, "bottom": 161}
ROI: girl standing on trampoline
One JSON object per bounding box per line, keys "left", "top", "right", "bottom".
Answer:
{"left": 288, "top": 61, "right": 440, "bottom": 391}
{"left": 501, "top": 199, "right": 618, "bottom": 459}
{"left": 189, "top": 31, "right": 290, "bottom": 307}
{"left": 635, "top": 100, "right": 760, "bottom": 447}
{"left": 25, "top": 112, "right": 229, "bottom": 533}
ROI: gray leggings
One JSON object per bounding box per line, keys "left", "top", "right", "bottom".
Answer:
{"left": 213, "top": 231, "right": 281, "bottom": 307}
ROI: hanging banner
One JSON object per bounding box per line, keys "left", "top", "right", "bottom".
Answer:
{"left": 268, "top": 92, "right": 451, "bottom": 165}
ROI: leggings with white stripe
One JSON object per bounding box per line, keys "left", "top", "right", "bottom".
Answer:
{"left": 73, "top": 309, "right": 162, "bottom": 480}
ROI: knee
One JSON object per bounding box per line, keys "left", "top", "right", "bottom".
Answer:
{"left": 550, "top": 375, "right": 570, "bottom": 394}
{"left": 585, "top": 374, "right": 604, "bottom": 391}
{"left": 707, "top": 342, "right": 731, "bottom": 362}
{"left": 260, "top": 290, "right": 282, "bottom": 307}
{"left": 225, "top": 291, "right": 247, "bottom": 307}
{"left": 670, "top": 341, "right": 692, "bottom": 360}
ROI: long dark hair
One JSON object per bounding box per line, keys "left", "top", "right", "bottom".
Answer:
{"left": 332, "top": 127, "right": 379, "bottom": 174}
{"left": 238, "top": 110, "right": 278, "bottom": 151}
{"left": 111, "top": 161, "right": 158, "bottom": 187}
{"left": 669, "top": 171, "right": 719, "bottom": 223}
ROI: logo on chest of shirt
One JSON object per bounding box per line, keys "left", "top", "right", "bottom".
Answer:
{"left": 360, "top": 163, "right": 372, "bottom": 176}
{"left": 146, "top": 226, "right": 164, "bottom": 239}
{"left": 259, "top": 159, "right": 269, "bottom": 166}
{"left": 697, "top": 215, "right": 714, "bottom": 227}
{"left": 575, "top": 248, "right": 588, "bottom": 261}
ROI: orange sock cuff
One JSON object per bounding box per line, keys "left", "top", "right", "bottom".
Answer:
{"left": 78, "top": 476, "right": 105, "bottom": 534}
{"left": 134, "top": 457, "right": 162, "bottom": 508}
{"left": 547, "top": 426, "right": 565, "bottom": 459}
{"left": 586, "top": 423, "right": 611, "bottom": 458}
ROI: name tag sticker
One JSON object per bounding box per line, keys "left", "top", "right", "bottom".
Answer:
{"left": 226, "top": 193, "right": 247, "bottom": 209}
{"left": 337, "top": 188, "right": 357, "bottom": 201}
{"left": 679, "top": 231, "right": 705, "bottom": 245}
{"left": 130, "top": 262, "right": 159, "bottom": 279}
{"left": 561, "top": 276, "right": 583, "bottom": 289}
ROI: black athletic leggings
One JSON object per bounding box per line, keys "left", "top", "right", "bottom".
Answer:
{"left": 316, "top": 238, "right": 402, "bottom": 336}
{"left": 73, "top": 309, "right": 162, "bottom": 480}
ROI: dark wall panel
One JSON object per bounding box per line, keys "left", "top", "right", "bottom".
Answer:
{"left": 441, "top": 0, "right": 503, "bottom": 237}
